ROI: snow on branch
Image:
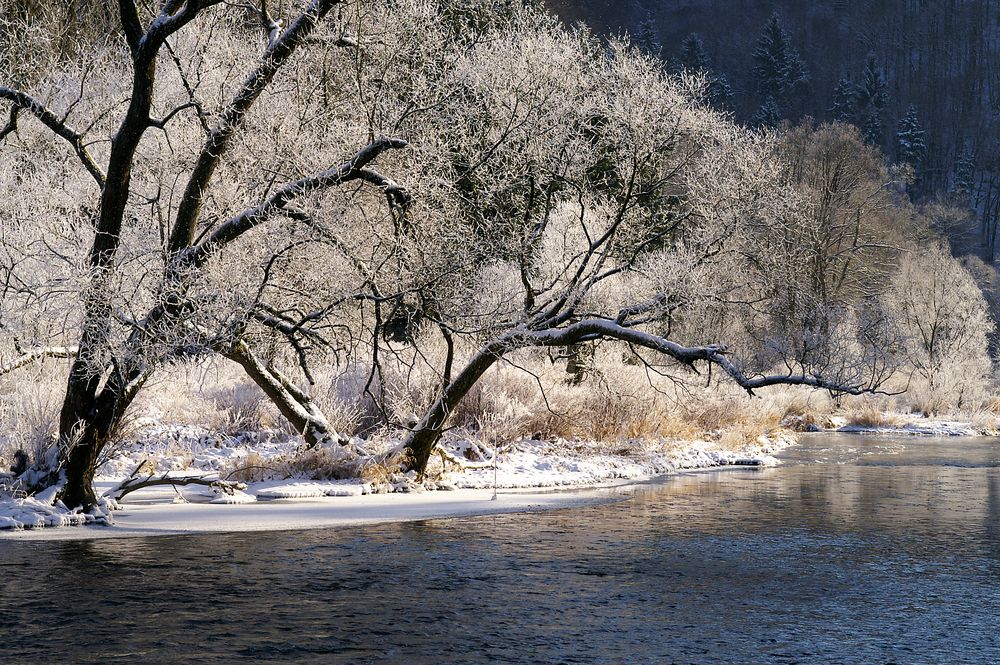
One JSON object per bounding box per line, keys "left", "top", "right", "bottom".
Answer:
{"left": 0, "top": 87, "right": 106, "bottom": 187}
{"left": 167, "top": 0, "right": 349, "bottom": 252}
{"left": 0, "top": 346, "right": 77, "bottom": 377}
{"left": 182, "top": 136, "right": 408, "bottom": 266}
{"left": 105, "top": 464, "right": 246, "bottom": 502}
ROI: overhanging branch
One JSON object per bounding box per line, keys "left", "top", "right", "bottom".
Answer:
{"left": 180, "top": 136, "right": 407, "bottom": 267}
{"left": 529, "top": 319, "right": 885, "bottom": 396}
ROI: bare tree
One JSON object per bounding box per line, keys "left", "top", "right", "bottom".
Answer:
{"left": 887, "top": 244, "right": 994, "bottom": 413}
{"left": 1, "top": 0, "right": 408, "bottom": 509}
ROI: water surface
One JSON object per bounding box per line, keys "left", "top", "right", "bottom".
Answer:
{"left": 3, "top": 433, "right": 1000, "bottom": 664}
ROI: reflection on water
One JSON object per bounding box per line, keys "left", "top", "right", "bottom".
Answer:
{"left": 3, "top": 433, "right": 1000, "bottom": 664}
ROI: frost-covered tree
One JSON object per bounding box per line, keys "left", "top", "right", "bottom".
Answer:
{"left": 777, "top": 122, "right": 905, "bottom": 305}
{"left": 0, "top": 0, "right": 896, "bottom": 506}
{"left": 388, "top": 29, "right": 891, "bottom": 473}
{"left": 1, "top": 0, "right": 416, "bottom": 508}
{"left": 887, "top": 244, "right": 994, "bottom": 412}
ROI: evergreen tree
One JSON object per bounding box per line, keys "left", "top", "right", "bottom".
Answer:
{"left": 679, "top": 32, "right": 710, "bottom": 72}
{"left": 896, "top": 106, "right": 927, "bottom": 169}
{"left": 752, "top": 13, "right": 809, "bottom": 104}
{"left": 752, "top": 97, "right": 782, "bottom": 128}
{"left": 857, "top": 53, "right": 888, "bottom": 112}
{"left": 952, "top": 145, "right": 977, "bottom": 200}
{"left": 862, "top": 110, "right": 882, "bottom": 147}
{"left": 830, "top": 78, "right": 856, "bottom": 123}
{"left": 637, "top": 13, "right": 661, "bottom": 56}
{"left": 709, "top": 74, "right": 734, "bottom": 110}
{"left": 856, "top": 54, "right": 888, "bottom": 147}
{"left": 676, "top": 32, "right": 732, "bottom": 111}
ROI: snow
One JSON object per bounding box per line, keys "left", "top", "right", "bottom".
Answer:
{"left": 253, "top": 480, "right": 371, "bottom": 499}
{"left": 447, "top": 437, "right": 784, "bottom": 489}
{"left": 0, "top": 485, "right": 622, "bottom": 540}
{"left": 0, "top": 428, "right": 791, "bottom": 536}
{"left": 835, "top": 417, "right": 993, "bottom": 437}
{"left": 0, "top": 497, "right": 97, "bottom": 530}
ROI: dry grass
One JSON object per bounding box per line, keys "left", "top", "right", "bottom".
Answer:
{"left": 0, "top": 366, "right": 65, "bottom": 468}
{"left": 845, "top": 403, "right": 901, "bottom": 428}
{"left": 17, "top": 335, "right": 1000, "bottom": 483}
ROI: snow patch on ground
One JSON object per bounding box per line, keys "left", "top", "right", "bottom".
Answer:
{"left": 0, "top": 497, "right": 100, "bottom": 530}
{"left": 446, "top": 436, "right": 786, "bottom": 489}
{"left": 253, "top": 480, "right": 371, "bottom": 500}
{"left": 835, "top": 416, "right": 995, "bottom": 437}
{"left": 1, "top": 426, "right": 792, "bottom": 532}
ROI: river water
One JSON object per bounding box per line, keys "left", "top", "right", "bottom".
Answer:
{"left": 2, "top": 433, "right": 1000, "bottom": 664}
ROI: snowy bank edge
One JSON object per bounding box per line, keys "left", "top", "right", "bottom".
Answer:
{"left": 0, "top": 439, "right": 789, "bottom": 540}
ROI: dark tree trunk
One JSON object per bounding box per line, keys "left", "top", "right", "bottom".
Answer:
{"left": 403, "top": 343, "right": 506, "bottom": 475}
{"left": 58, "top": 365, "right": 144, "bottom": 510}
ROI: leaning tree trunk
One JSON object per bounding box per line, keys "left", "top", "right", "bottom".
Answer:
{"left": 403, "top": 342, "right": 507, "bottom": 475}
{"left": 224, "top": 340, "right": 339, "bottom": 447}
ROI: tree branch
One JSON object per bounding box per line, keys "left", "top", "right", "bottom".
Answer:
{"left": 0, "top": 346, "right": 78, "bottom": 377}
{"left": 0, "top": 88, "right": 106, "bottom": 188}
{"left": 528, "top": 319, "right": 885, "bottom": 396}
{"left": 167, "top": 0, "right": 346, "bottom": 253}
{"left": 119, "top": 0, "right": 144, "bottom": 54}
{"left": 180, "top": 136, "right": 407, "bottom": 267}
{"left": 105, "top": 467, "right": 246, "bottom": 501}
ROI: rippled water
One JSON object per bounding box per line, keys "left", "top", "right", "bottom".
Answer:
{"left": 3, "top": 433, "right": 1000, "bottom": 664}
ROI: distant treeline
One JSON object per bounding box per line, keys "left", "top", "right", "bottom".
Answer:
{"left": 547, "top": 0, "right": 1000, "bottom": 260}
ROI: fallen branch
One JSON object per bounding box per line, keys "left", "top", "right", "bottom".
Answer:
{"left": 0, "top": 346, "right": 78, "bottom": 376}
{"left": 105, "top": 464, "right": 247, "bottom": 501}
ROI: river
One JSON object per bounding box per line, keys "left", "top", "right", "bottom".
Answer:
{"left": 2, "top": 433, "right": 1000, "bottom": 664}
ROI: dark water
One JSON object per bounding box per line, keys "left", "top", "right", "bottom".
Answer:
{"left": 3, "top": 434, "right": 1000, "bottom": 664}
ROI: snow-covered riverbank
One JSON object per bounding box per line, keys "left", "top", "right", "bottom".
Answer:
{"left": 0, "top": 430, "right": 791, "bottom": 536}
{"left": 829, "top": 414, "right": 1000, "bottom": 437}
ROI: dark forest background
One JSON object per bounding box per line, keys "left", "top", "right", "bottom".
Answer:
{"left": 547, "top": 0, "right": 1000, "bottom": 260}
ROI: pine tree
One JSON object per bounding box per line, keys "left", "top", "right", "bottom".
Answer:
{"left": 752, "top": 13, "right": 809, "bottom": 104}
{"left": 857, "top": 53, "right": 888, "bottom": 112}
{"left": 952, "top": 145, "right": 976, "bottom": 199}
{"left": 637, "top": 13, "right": 661, "bottom": 56}
{"left": 752, "top": 97, "right": 782, "bottom": 128}
{"left": 830, "top": 78, "right": 856, "bottom": 123}
{"left": 862, "top": 110, "right": 882, "bottom": 147}
{"left": 709, "top": 73, "right": 734, "bottom": 110}
{"left": 896, "top": 106, "right": 927, "bottom": 168}
{"left": 855, "top": 54, "right": 888, "bottom": 147}
{"left": 676, "top": 32, "right": 732, "bottom": 111}
{"left": 679, "top": 33, "right": 710, "bottom": 72}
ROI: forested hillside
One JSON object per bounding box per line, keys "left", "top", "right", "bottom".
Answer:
{"left": 547, "top": 0, "right": 1000, "bottom": 259}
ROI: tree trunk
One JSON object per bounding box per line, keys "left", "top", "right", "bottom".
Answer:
{"left": 58, "top": 363, "right": 145, "bottom": 510}
{"left": 403, "top": 343, "right": 505, "bottom": 475}
{"left": 224, "top": 340, "right": 339, "bottom": 447}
